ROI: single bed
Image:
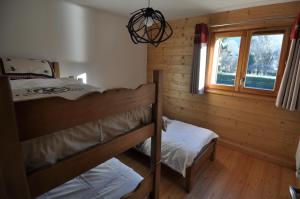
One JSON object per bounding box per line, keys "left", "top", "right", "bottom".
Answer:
{"left": 137, "top": 117, "right": 218, "bottom": 192}
{"left": 0, "top": 58, "right": 163, "bottom": 199}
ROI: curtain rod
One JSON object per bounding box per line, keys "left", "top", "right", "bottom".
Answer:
{"left": 209, "top": 15, "right": 296, "bottom": 28}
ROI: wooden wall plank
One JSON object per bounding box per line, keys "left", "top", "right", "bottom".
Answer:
{"left": 147, "top": 1, "right": 300, "bottom": 168}
{"left": 209, "top": 1, "right": 300, "bottom": 26}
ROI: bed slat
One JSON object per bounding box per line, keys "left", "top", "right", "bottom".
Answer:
{"left": 28, "top": 123, "right": 155, "bottom": 197}
{"left": 15, "top": 83, "right": 156, "bottom": 141}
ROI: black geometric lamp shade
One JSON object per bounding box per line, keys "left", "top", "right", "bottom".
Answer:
{"left": 127, "top": 1, "right": 173, "bottom": 47}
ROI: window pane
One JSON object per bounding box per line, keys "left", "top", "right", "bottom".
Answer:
{"left": 211, "top": 36, "right": 241, "bottom": 86}
{"left": 244, "top": 33, "right": 284, "bottom": 90}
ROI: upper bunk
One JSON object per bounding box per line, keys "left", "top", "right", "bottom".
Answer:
{"left": 0, "top": 59, "right": 163, "bottom": 199}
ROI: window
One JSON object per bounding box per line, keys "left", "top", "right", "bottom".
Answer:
{"left": 211, "top": 33, "right": 242, "bottom": 87}
{"left": 244, "top": 33, "right": 284, "bottom": 90}
{"left": 77, "top": 73, "right": 87, "bottom": 84}
{"left": 206, "top": 27, "right": 289, "bottom": 97}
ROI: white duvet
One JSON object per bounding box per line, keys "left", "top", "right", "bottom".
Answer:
{"left": 138, "top": 118, "right": 218, "bottom": 177}
{"left": 36, "top": 158, "right": 143, "bottom": 199}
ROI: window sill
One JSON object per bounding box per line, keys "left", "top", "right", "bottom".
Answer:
{"left": 205, "top": 88, "right": 276, "bottom": 101}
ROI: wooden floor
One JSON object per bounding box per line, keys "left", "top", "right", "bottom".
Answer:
{"left": 118, "top": 145, "right": 297, "bottom": 199}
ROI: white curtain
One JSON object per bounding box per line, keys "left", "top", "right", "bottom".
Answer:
{"left": 276, "top": 14, "right": 300, "bottom": 111}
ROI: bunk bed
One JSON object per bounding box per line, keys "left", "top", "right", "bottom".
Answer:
{"left": 0, "top": 59, "right": 163, "bottom": 199}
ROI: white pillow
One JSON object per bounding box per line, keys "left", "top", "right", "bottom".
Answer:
{"left": 162, "top": 116, "right": 173, "bottom": 131}
{"left": 1, "top": 57, "right": 55, "bottom": 80}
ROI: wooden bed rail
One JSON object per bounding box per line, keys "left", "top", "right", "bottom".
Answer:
{"left": 15, "top": 83, "right": 156, "bottom": 141}
{"left": 0, "top": 70, "right": 162, "bottom": 199}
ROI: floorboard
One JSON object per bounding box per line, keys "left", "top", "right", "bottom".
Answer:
{"left": 118, "top": 145, "right": 297, "bottom": 199}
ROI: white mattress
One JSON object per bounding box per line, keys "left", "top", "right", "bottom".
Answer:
{"left": 138, "top": 118, "right": 218, "bottom": 177}
{"left": 36, "top": 158, "right": 143, "bottom": 199}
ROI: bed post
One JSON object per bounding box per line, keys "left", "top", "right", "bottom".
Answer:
{"left": 185, "top": 168, "right": 193, "bottom": 193}
{"left": 185, "top": 139, "right": 218, "bottom": 193}
{"left": 151, "top": 70, "right": 163, "bottom": 199}
{"left": 52, "top": 62, "right": 60, "bottom": 78}
{"left": 210, "top": 140, "right": 217, "bottom": 161}
{"left": 0, "top": 76, "right": 31, "bottom": 199}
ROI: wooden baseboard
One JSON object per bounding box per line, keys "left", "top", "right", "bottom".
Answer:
{"left": 218, "top": 139, "right": 295, "bottom": 169}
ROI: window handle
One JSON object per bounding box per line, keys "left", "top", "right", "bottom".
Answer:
{"left": 240, "top": 77, "right": 245, "bottom": 86}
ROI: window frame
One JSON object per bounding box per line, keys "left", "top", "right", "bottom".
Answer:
{"left": 206, "top": 31, "right": 246, "bottom": 92}
{"left": 206, "top": 25, "right": 290, "bottom": 97}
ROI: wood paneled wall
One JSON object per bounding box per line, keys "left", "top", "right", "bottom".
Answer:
{"left": 147, "top": 1, "right": 300, "bottom": 168}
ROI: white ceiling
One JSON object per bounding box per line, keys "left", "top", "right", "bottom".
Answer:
{"left": 69, "top": 0, "right": 296, "bottom": 20}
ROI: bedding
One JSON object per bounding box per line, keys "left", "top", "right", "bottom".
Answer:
{"left": 22, "top": 106, "right": 151, "bottom": 172}
{"left": 10, "top": 78, "right": 152, "bottom": 172}
{"left": 1, "top": 57, "right": 55, "bottom": 79}
{"left": 137, "top": 118, "right": 218, "bottom": 177}
{"left": 11, "top": 78, "right": 101, "bottom": 102}
{"left": 36, "top": 158, "right": 143, "bottom": 199}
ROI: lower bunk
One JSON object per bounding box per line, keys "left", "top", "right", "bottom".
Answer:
{"left": 37, "top": 158, "right": 144, "bottom": 199}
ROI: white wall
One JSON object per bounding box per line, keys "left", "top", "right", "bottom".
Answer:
{"left": 0, "top": 0, "right": 147, "bottom": 89}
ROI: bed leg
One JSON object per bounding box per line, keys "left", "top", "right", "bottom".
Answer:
{"left": 150, "top": 163, "right": 161, "bottom": 199}
{"left": 185, "top": 167, "right": 193, "bottom": 193}
{"left": 210, "top": 140, "right": 217, "bottom": 161}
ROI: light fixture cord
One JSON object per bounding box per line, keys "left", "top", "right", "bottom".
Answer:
{"left": 147, "top": 0, "right": 150, "bottom": 7}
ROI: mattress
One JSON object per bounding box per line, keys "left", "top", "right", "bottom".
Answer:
{"left": 36, "top": 158, "right": 143, "bottom": 199}
{"left": 137, "top": 117, "right": 218, "bottom": 177}
{"left": 10, "top": 78, "right": 152, "bottom": 172}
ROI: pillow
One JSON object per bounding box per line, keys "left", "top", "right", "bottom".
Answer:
{"left": 0, "top": 57, "right": 55, "bottom": 80}
{"left": 162, "top": 116, "right": 172, "bottom": 132}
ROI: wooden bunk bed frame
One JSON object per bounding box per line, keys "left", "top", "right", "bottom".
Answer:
{"left": 0, "top": 70, "right": 163, "bottom": 199}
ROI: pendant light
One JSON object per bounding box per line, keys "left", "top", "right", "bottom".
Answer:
{"left": 127, "top": 0, "right": 173, "bottom": 47}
